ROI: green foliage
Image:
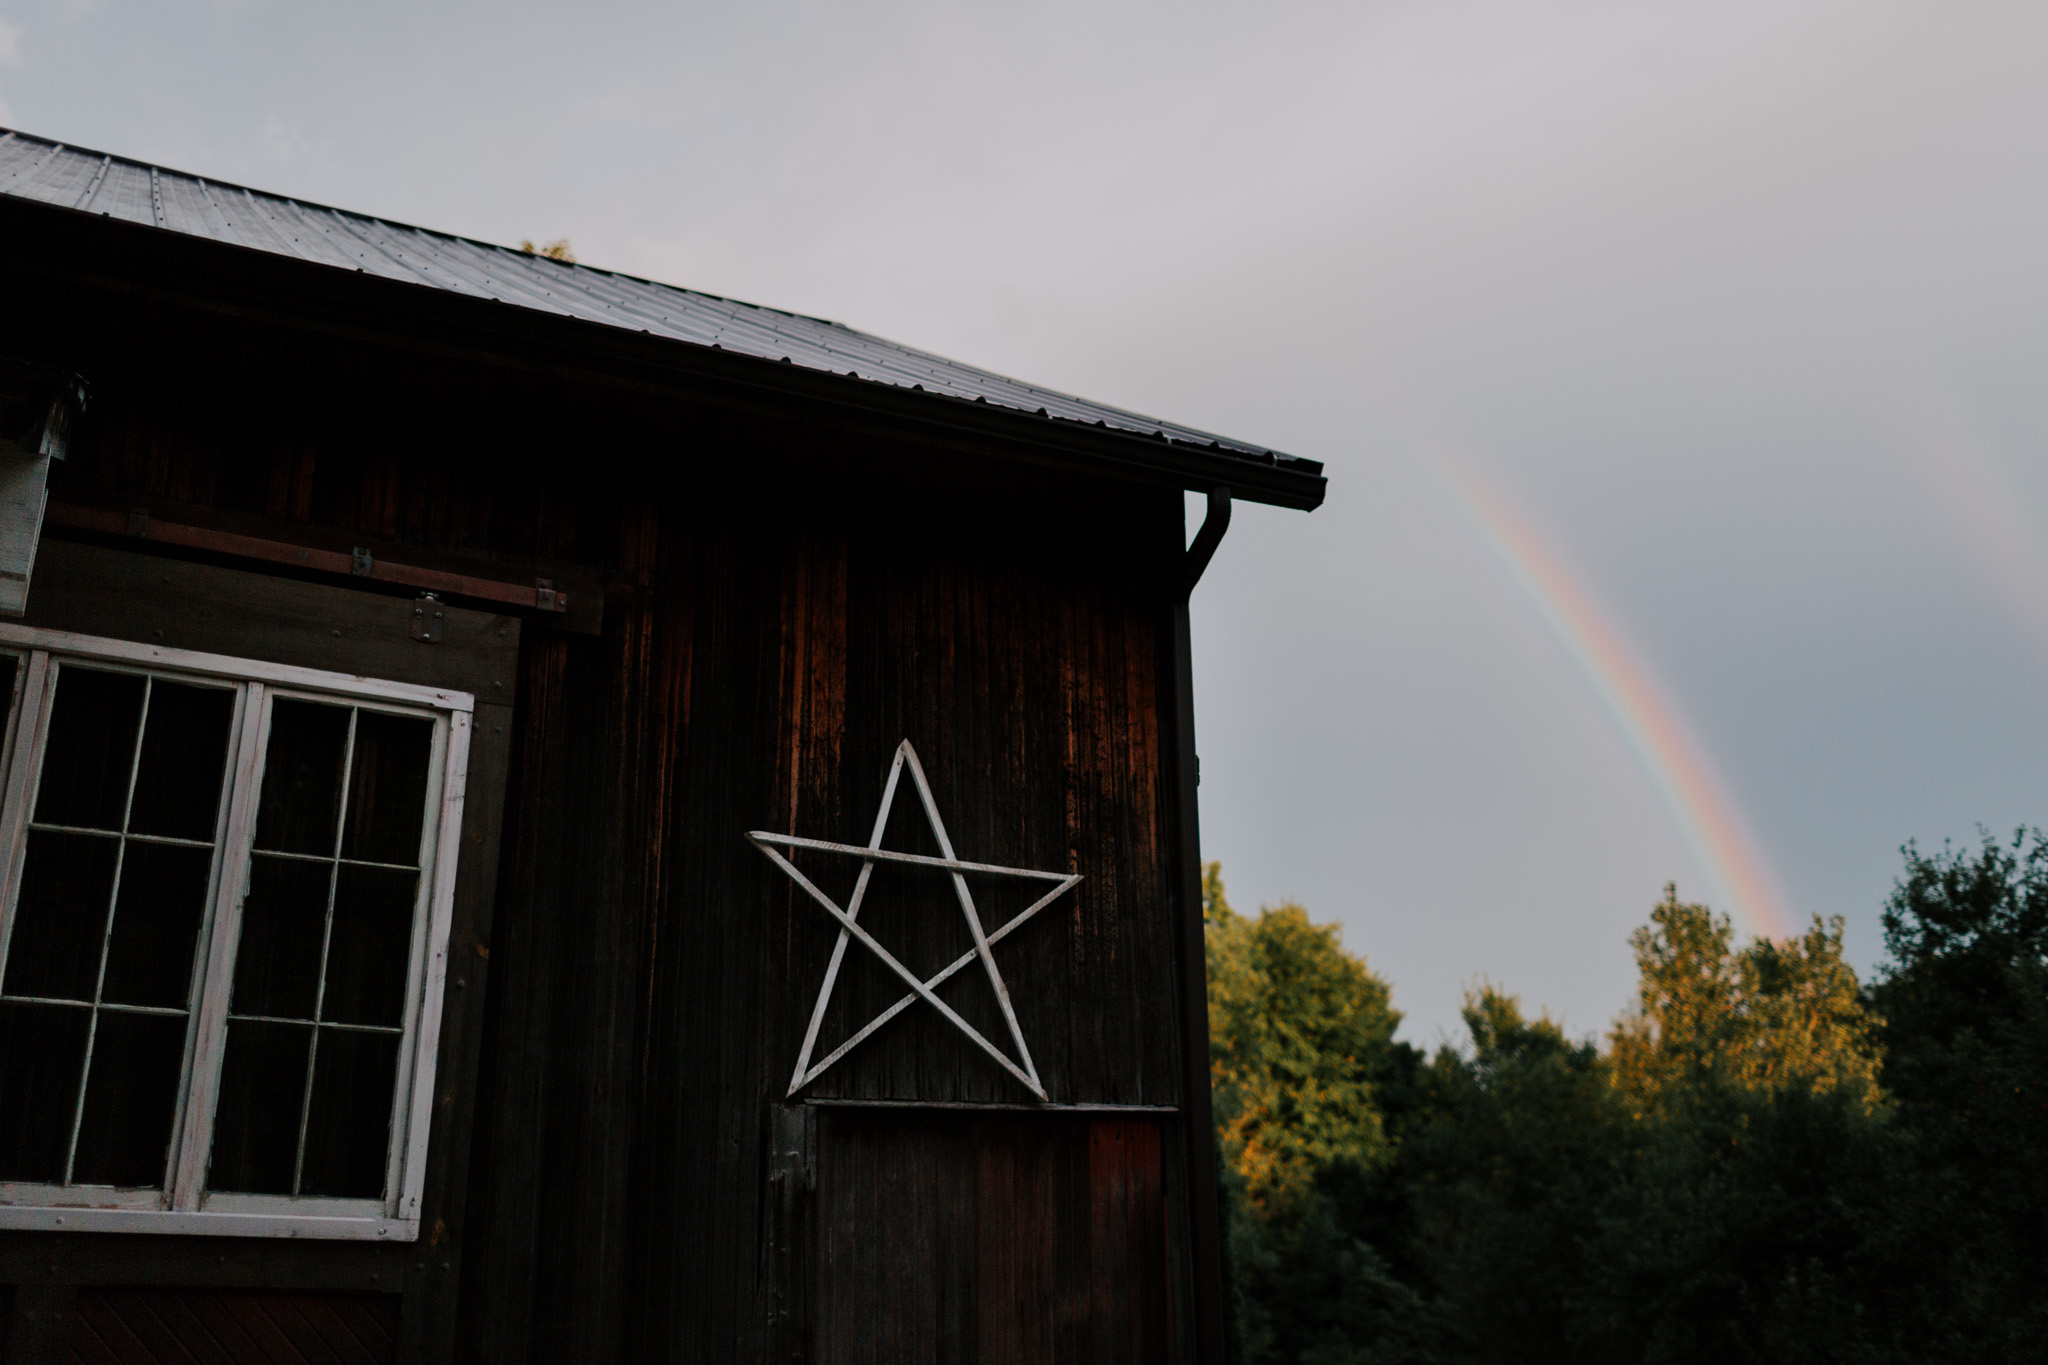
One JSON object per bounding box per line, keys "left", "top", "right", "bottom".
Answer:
{"left": 1208, "top": 851, "right": 2046, "bottom": 1365}
{"left": 1399, "top": 988, "right": 1623, "bottom": 1363}
{"left": 1609, "top": 888, "right": 1881, "bottom": 1118}
{"left": 1581, "top": 890, "right": 1894, "bottom": 1362}
{"left": 1206, "top": 865, "right": 1403, "bottom": 1214}
{"left": 1205, "top": 865, "right": 1430, "bottom": 1363}
{"left": 1861, "top": 830, "right": 2048, "bottom": 1356}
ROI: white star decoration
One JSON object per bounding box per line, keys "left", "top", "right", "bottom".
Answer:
{"left": 748, "top": 739, "right": 1082, "bottom": 1101}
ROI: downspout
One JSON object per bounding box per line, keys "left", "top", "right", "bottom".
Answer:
{"left": 1183, "top": 486, "right": 1233, "bottom": 594}
{"left": 0, "top": 365, "right": 87, "bottom": 618}
{"left": 1173, "top": 485, "right": 1231, "bottom": 1364}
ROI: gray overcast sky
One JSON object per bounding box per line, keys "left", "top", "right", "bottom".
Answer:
{"left": 6, "top": 0, "right": 2045, "bottom": 1043}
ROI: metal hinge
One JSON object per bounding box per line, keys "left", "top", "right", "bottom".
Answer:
{"left": 410, "top": 592, "right": 444, "bottom": 643}
{"left": 535, "top": 578, "right": 568, "bottom": 612}
{"left": 352, "top": 547, "right": 374, "bottom": 577}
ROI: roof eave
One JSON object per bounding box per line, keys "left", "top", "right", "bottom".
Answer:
{"left": 0, "top": 194, "right": 1329, "bottom": 512}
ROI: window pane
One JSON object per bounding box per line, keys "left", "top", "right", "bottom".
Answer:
{"left": 70, "top": 1010, "right": 186, "bottom": 1188}
{"left": 254, "top": 700, "right": 351, "bottom": 856}
{"left": 3, "top": 829, "right": 118, "bottom": 1001}
{"left": 127, "top": 681, "right": 236, "bottom": 841}
{"left": 340, "top": 712, "right": 433, "bottom": 865}
{"left": 34, "top": 667, "right": 145, "bottom": 830}
{"left": 0, "top": 1001, "right": 89, "bottom": 1183}
{"left": 323, "top": 866, "right": 419, "bottom": 1028}
{"left": 101, "top": 842, "right": 213, "bottom": 1010}
{"left": 208, "top": 1020, "right": 310, "bottom": 1195}
{"left": 300, "top": 1030, "right": 400, "bottom": 1199}
{"left": 231, "top": 855, "right": 330, "bottom": 1020}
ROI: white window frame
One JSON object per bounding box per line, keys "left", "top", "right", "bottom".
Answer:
{"left": 0, "top": 623, "right": 473, "bottom": 1241}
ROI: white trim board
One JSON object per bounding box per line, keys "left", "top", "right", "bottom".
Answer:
{"left": 0, "top": 622, "right": 474, "bottom": 711}
{"left": 0, "top": 1205, "right": 417, "bottom": 1241}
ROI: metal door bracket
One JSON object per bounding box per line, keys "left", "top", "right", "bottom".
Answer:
{"left": 410, "top": 592, "right": 444, "bottom": 642}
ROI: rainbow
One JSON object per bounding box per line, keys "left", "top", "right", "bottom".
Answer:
{"left": 1430, "top": 460, "right": 1794, "bottom": 941}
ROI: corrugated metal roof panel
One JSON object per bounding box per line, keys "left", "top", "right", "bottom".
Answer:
{"left": 0, "top": 127, "right": 1317, "bottom": 474}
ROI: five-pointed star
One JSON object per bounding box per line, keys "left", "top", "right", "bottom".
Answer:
{"left": 748, "top": 739, "right": 1081, "bottom": 1100}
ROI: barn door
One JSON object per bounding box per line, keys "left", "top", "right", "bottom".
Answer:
{"left": 805, "top": 1109, "right": 1169, "bottom": 1364}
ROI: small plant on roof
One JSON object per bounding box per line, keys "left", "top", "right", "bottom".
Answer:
{"left": 518, "top": 238, "right": 576, "bottom": 263}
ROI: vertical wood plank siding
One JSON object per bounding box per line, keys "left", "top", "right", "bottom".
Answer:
{"left": 12, "top": 298, "right": 1202, "bottom": 1363}
{"left": 67, "top": 1289, "right": 399, "bottom": 1364}
{"left": 452, "top": 479, "right": 1185, "bottom": 1361}
{"left": 812, "top": 1112, "right": 1167, "bottom": 1363}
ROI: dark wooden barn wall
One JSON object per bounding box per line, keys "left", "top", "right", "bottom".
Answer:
{"left": 457, "top": 458, "right": 1190, "bottom": 1361}
{"left": 68, "top": 1288, "right": 399, "bottom": 1364}
{"left": 17, "top": 296, "right": 1201, "bottom": 1363}
{"left": 810, "top": 1111, "right": 1168, "bottom": 1364}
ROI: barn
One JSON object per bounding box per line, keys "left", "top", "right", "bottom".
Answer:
{"left": 0, "top": 127, "right": 1325, "bottom": 1363}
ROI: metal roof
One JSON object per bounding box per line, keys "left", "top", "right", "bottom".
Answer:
{"left": 0, "top": 128, "right": 1317, "bottom": 479}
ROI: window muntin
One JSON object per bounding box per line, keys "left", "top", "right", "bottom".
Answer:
{"left": 211, "top": 699, "right": 433, "bottom": 1201}
{"left": 0, "top": 665, "right": 237, "bottom": 1193}
{"left": 0, "top": 627, "right": 470, "bottom": 1239}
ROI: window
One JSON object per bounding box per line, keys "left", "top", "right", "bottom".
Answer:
{"left": 0, "top": 625, "right": 472, "bottom": 1240}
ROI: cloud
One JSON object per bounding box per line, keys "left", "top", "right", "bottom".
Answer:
{"left": 0, "top": 19, "right": 16, "bottom": 124}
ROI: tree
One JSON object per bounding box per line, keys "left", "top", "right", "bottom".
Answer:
{"left": 1861, "top": 830, "right": 2048, "bottom": 1358}
{"left": 1202, "top": 854, "right": 2047, "bottom": 1363}
{"left": 1398, "top": 988, "right": 1624, "bottom": 1364}
{"left": 1206, "top": 864, "right": 1404, "bottom": 1215}
{"left": 1393, "top": 891, "right": 1891, "bottom": 1364}
{"left": 1608, "top": 887, "right": 1881, "bottom": 1118}
{"left": 1204, "top": 866, "right": 1430, "bottom": 1364}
